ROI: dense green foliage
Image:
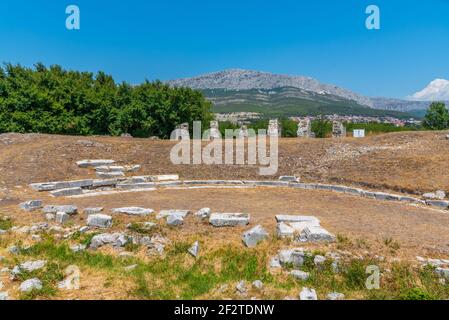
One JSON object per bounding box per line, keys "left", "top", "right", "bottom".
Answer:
{"left": 423, "top": 102, "right": 449, "bottom": 130}
{"left": 0, "top": 63, "right": 213, "bottom": 138}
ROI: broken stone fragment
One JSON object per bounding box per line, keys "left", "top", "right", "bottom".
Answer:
{"left": 166, "top": 214, "right": 184, "bottom": 226}
{"left": 297, "top": 226, "right": 336, "bottom": 243}
{"left": 291, "top": 270, "right": 310, "bottom": 281}
{"left": 83, "top": 207, "right": 104, "bottom": 215}
{"left": 276, "top": 222, "right": 296, "bottom": 239}
{"left": 278, "top": 248, "right": 306, "bottom": 267}
{"left": 89, "top": 233, "right": 128, "bottom": 249}
{"left": 426, "top": 200, "right": 449, "bottom": 210}
{"left": 112, "top": 207, "right": 154, "bottom": 216}
{"left": 55, "top": 212, "right": 70, "bottom": 224}
{"left": 327, "top": 292, "right": 345, "bottom": 300}
{"left": 19, "top": 200, "right": 42, "bottom": 212}
{"left": 50, "top": 187, "right": 84, "bottom": 197}
{"left": 87, "top": 214, "right": 113, "bottom": 229}
{"left": 43, "top": 205, "right": 78, "bottom": 215}
{"left": 194, "top": 208, "right": 211, "bottom": 219}
{"left": 209, "top": 213, "right": 250, "bottom": 227}
{"left": 96, "top": 171, "right": 125, "bottom": 179}
{"left": 19, "top": 278, "right": 42, "bottom": 293}
{"left": 252, "top": 280, "right": 264, "bottom": 290}
{"left": 156, "top": 210, "right": 191, "bottom": 219}
{"left": 188, "top": 241, "right": 200, "bottom": 257}
{"left": 279, "top": 176, "right": 300, "bottom": 182}
{"left": 242, "top": 225, "right": 268, "bottom": 247}
{"left": 76, "top": 159, "right": 115, "bottom": 168}
{"left": 275, "top": 215, "right": 320, "bottom": 225}
{"left": 299, "top": 287, "right": 318, "bottom": 300}
{"left": 11, "top": 260, "right": 47, "bottom": 279}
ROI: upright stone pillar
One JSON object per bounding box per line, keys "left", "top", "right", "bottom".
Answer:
{"left": 332, "top": 121, "right": 346, "bottom": 138}
{"left": 297, "top": 119, "right": 312, "bottom": 138}
{"left": 210, "top": 121, "right": 221, "bottom": 140}
{"left": 268, "top": 119, "right": 281, "bottom": 137}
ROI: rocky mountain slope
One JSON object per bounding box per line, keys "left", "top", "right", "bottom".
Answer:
{"left": 168, "top": 69, "right": 373, "bottom": 107}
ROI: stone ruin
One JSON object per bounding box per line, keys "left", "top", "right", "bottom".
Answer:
{"left": 209, "top": 121, "right": 221, "bottom": 140}
{"left": 174, "top": 123, "right": 190, "bottom": 140}
{"left": 297, "top": 119, "right": 312, "bottom": 138}
{"left": 332, "top": 121, "right": 346, "bottom": 138}
{"left": 238, "top": 125, "right": 249, "bottom": 138}
{"left": 268, "top": 119, "right": 281, "bottom": 137}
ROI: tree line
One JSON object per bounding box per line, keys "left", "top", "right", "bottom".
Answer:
{"left": 0, "top": 63, "right": 213, "bottom": 138}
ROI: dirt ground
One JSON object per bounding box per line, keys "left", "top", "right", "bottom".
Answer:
{"left": 2, "top": 131, "right": 449, "bottom": 300}
{"left": 3, "top": 186, "right": 449, "bottom": 260}
{"left": 1, "top": 130, "right": 449, "bottom": 194}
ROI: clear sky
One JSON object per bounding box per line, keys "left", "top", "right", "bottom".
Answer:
{"left": 1, "top": 0, "right": 448, "bottom": 98}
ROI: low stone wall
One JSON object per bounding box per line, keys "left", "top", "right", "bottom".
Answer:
{"left": 28, "top": 177, "right": 449, "bottom": 211}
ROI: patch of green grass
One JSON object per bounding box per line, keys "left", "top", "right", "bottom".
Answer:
{"left": 0, "top": 217, "right": 13, "bottom": 230}
{"left": 18, "top": 262, "right": 64, "bottom": 300}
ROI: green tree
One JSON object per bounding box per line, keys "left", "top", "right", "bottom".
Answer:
{"left": 312, "top": 114, "right": 331, "bottom": 138}
{"left": 0, "top": 63, "right": 213, "bottom": 138}
{"left": 423, "top": 102, "right": 449, "bottom": 130}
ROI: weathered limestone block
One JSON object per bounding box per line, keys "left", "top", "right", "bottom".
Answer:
{"left": 184, "top": 180, "right": 244, "bottom": 185}
{"left": 297, "top": 226, "right": 336, "bottom": 243}
{"left": 327, "top": 292, "right": 345, "bottom": 300}
{"left": 30, "top": 179, "right": 93, "bottom": 191}
{"left": 43, "top": 205, "right": 78, "bottom": 215}
{"left": 76, "top": 159, "right": 115, "bottom": 168}
{"left": 252, "top": 181, "right": 290, "bottom": 187}
{"left": 194, "top": 208, "right": 211, "bottom": 219}
{"left": 242, "top": 225, "right": 268, "bottom": 247}
{"left": 83, "top": 207, "right": 104, "bottom": 215}
{"left": 279, "top": 176, "right": 300, "bottom": 182}
{"left": 92, "top": 179, "right": 118, "bottom": 188}
{"left": 297, "top": 119, "right": 312, "bottom": 138}
{"left": 96, "top": 171, "right": 125, "bottom": 179}
{"left": 12, "top": 260, "right": 47, "bottom": 278}
{"left": 209, "top": 121, "right": 221, "bottom": 140}
{"left": 166, "top": 214, "right": 184, "bottom": 226}
{"left": 156, "top": 210, "right": 190, "bottom": 219}
{"left": 19, "top": 200, "right": 43, "bottom": 211}
{"left": 278, "top": 248, "right": 306, "bottom": 267}
{"left": 116, "top": 182, "right": 156, "bottom": 190}
{"left": 275, "top": 215, "right": 320, "bottom": 225}
{"left": 276, "top": 222, "right": 296, "bottom": 238}
{"left": 268, "top": 119, "right": 280, "bottom": 137}
{"left": 55, "top": 212, "right": 70, "bottom": 224}
{"left": 299, "top": 287, "right": 318, "bottom": 300}
{"left": 291, "top": 270, "right": 310, "bottom": 281}
{"left": 426, "top": 200, "right": 449, "bottom": 210}
{"left": 332, "top": 121, "right": 346, "bottom": 138}
{"left": 112, "top": 207, "right": 154, "bottom": 216}
{"left": 188, "top": 241, "right": 200, "bottom": 257}
{"left": 50, "top": 187, "right": 84, "bottom": 197}
{"left": 152, "top": 175, "right": 180, "bottom": 182}
{"left": 87, "top": 214, "right": 113, "bottom": 228}
{"left": 19, "top": 279, "right": 43, "bottom": 293}
{"left": 209, "top": 213, "right": 250, "bottom": 227}
{"left": 89, "top": 233, "right": 128, "bottom": 249}
{"left": 373, "top": 192, "right": 401, "bottom": 201}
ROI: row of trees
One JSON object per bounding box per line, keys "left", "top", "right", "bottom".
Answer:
{"left": 0, "top": 63, "right": 213, "bottom": 138}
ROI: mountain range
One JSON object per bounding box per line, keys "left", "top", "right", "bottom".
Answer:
{"left": 168, "top": 69, "right": 449, "bottom": 118}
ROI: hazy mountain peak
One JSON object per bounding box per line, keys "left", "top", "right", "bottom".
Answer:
{"left": 168, "top": 69, "right": 372, "bottom": 107}
{"left": 409, "top": 79, "right": 449, "bottom": 101}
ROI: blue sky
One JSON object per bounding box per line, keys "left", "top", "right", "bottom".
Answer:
{"left": 0, "top": 0, "right": 448, "bottom": 98}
